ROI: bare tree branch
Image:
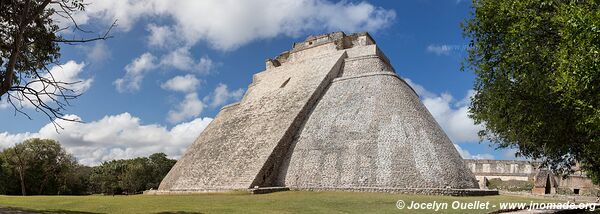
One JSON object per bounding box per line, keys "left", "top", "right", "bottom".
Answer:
{"left": 1, "top": 0, "right": 114, "bottom": 130}
{"left": 53, "top": 20, "right": 117, "bottom": 44}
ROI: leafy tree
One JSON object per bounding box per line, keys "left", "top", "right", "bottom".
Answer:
{"left": 88, "top": 153, "right": 176, "bottom": 195}
{"left": 463, "top": 0, "right": 599, "bottom": 182}
{"left": 148, "top": 153, "right": 177, "bottom": 188}
{"left": 2, "top": 142, "right": 32, "bottom": 195}
{"left": 0, "top": 157, "right": 7, "bottom": 194}
{"left": 121, "top": 157, "right": 153, "bottom": 194}
{"left": 89, "top": 160, "right": 126, "bottom": 195}
{"left": 1, "top": 138, "right": 77, "bottom": 195}
{"left": 0, "top": 155, "right": 21, "bottom": 195}
{"left": 58, "top": 164, "right": 92, "bottom": 195}
{"left": 0, "top": 0, "right": 114, "bottom": 126}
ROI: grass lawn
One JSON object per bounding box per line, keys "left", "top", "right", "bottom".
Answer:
{"left": 0, "top": 191, "right": 561, "bottom": 214}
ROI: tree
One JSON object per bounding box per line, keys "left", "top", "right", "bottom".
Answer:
{"left": 148, "top": 153, "right": 177, "bottom": 189}
{"left": 88, "top": 153, "right": 176, "bottom": 195}
{"left": 58, "top": 165, "right": 91, "bottom": 195}
{"left": 89, "top": 160, "right": 126, "bottom": 195}
{"left": 1, "top": 138, "right": 77, "bottom": 195}
{"left": 2, "top": 142, "right": 32, "bottom": 195}
{"left": 0, "top": 0, "right": 114, "bottom": 127}
{"left": 463, "top": 0, "right": 599, "bottom": 182}
{"left": 0, "top": 153, "right": 22, "bottom": 195}
{"left": 121, "top": 157, "right": 152, "bottom": 194}
{"left": 0, "top": 156, "right": 7, "bottom": 194}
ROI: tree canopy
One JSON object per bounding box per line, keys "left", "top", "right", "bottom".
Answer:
{"left": 1, "top": 138, "right": 77, "bottom": 195}
{"left": 0, "top": 138, "right": 176, "bottom": 195}
{"left": 89, "top": 154, "right": 176, "bottom": 195}
{"left": 0, "top": 0, "right": 113, "bottom": 127}
{"left": 463, "top": 0, "right": 599, "bottom": 182}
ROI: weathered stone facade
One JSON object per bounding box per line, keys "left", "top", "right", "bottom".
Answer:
{"left": 464, "top": 159, "right": 540, "bottom": 188}
{"left": 465, "top": 159, "right": 599, "bottom": 196}
{"left": 157, "top": 32, "right": 484, "bottom": 194}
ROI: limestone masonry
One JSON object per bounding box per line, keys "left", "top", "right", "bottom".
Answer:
{"left": 157, "top": 32, "right": 485, "bottom": 195}
{"left": 465, "top": 159, "right": 599, "bottom": 196}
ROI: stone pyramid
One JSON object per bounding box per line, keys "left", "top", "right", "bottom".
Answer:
{"left": 157, "top": 32, "right": 486, "bottom": 195}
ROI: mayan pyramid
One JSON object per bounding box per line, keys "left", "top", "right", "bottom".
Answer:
{"left": 158, "top": 32, "right": 484, "bottom": 194}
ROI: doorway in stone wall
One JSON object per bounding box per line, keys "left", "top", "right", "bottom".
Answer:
{"left": 544, "top": 175, "right": 551, "bottom": 194}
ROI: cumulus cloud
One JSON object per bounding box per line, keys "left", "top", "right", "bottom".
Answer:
{"left": 163, "top": 83, "right": 242, "bottom": 123}
{"left": 0, "top": 113, "right": 213, "bottom": 165}
{"left": 2, "top": 61, "right": 93, "bottom": 109}
{"left": 204, "top": 83, "right": 244, "bottom": 108}
{"left": 85, "top": 41, "right": 110, "bottom": 63}
{"left": 114, "top": 53, "right": 157, "bottom": 93}
{"left": 47, "top": 61, "right": 93, "bottom": 92}
{"left": 72, "top": 0, "right": 396, "bottom": 50}
{"left": 115, "top": 49, "right": 214, "bottom": 93}
{"left": 426, "top": 44, "right": 462, "bottom": 56}
{"left": 0, "top": 100, "right": 8, "bottom": 109}
{"left": 167, "top": 93, "right": 205, "bottom": 124}
{"left": 404, "top": 78, "right": 483, "bottom": 143}
{"left": 403, "top": 78, "right": 436, "bottom": 98}
{"left": 56, "top": 62, "right": 90, "bottom": 87}
{"left": 422, "top": 91, "right": 483, "bottom": 143}
{"left": 454, "top": 144, "right": 495, "bottom": 160}
{"left": 147, "top": 24, "right": 178, "bottom": 48}
{"left": 161, "top": 74, "right": 200, "bottom": 93}
{"left": 160, "top": 47, "right": 214, "bottom": 73}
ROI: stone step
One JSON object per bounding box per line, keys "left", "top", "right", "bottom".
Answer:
{"left": 249, "top": 187, "right": 290, "bottom": 194}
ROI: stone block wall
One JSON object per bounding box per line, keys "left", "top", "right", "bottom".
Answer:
{"left": 158, "top": 32, "right": 482, "bottom": 193}
{"left": 159, "top": 49, "right": 347, "bottom": 191}
{"left": 280, "top": 44, "right": 478, "bottom": 189}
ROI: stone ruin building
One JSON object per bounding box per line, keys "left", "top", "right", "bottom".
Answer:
{"left": 155, "top": 32, "right": 495, "bottom": 196}
{"left": 465, "top": 159, "right": 599, "bottom": 196}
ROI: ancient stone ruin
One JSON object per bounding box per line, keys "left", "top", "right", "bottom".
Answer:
{"left": 465, "top": 159, "right": 599, "bottom": 196}
{"left": 156, "top": 32, "right": 492, "bottom": 195}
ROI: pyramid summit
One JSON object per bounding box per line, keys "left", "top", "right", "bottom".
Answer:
{"left": 156, "top": 32, "right": 492, "bottom": 195}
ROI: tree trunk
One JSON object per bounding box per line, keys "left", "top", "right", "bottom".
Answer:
{"left": 39, "top": 176, "right": 49, "bottom": 195}
{"left": 1, "top": 0, "right": 51, "bottom": 97}
{"left": 17, "top": 167, "right": 26, "bottom": 196}
{"left": 0, "top": 0, "right": 30, "bottom": 97}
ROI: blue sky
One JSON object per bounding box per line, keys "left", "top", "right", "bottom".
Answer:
{"left": 0, "top": 0, "right": 518, "bottom": 165}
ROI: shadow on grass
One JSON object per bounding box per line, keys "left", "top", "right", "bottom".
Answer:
{"left": 0, "top": 207, "right": 205, "bottom": 214}
{"left": 153, "top": 212, "right": 204, "bottom": 214}
{"left": 0, "top": 207, "right": 101, "bottom": 214}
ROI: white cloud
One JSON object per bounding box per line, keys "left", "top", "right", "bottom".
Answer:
{"left": 73, "top": 0, "right": 395, "bottom": 51}
{"left": 422, "top": 92, "right": 482, "bottom": 142}
{"left": 160, "top": 47, "right": 214, "bottom": 73}
{"left": 403, "top": 78, "right": 436, "bottom": 98}
{"left": 0, "top": 100, "right": 8, "bottom": 109}
{"left": 56, "top": 62, "right": 91, "bottom": 92}
{"left": 454, "top": 144, "right": 495, "bottom": 160}
{"left": 85, "top": 41, "right": 110, "bottom": 63}
{"left": 404, "top": 78, "right": 483, "bottom": 143}
{"left": 164, "top": 83, "right": 242, "bottom": 123}
{"left": 114, "top": 49, "right": 213, "bottom": 93}
{"left": 147, "top": 24, "right": 178, "bottom": 48}
{"left": 426, "top": 44, "right": 462, "bottom": 56}
{"left": 167, "top": 93, "right": 204, "bottom": 124}
{"left": 195, "top": 57, "right": 214, "bottom": 73}
{"left": 161, "top": 74, "right": 200, "bottom": 93}
{"left": 0, "top": 113, "right": 212, "bottom": 166}
{"left": 47, "top": 61, "right": 93, "bottom": 93}
{"left": 114, "top": 53, "right": 157, "bottom": 93}
{"left": 3, "top": 61, "right": 93, "bottom": 109}
{"left": 204, "top": 83, "right": 244, "bottom": 108}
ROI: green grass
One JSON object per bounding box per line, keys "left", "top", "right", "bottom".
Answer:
{"left": 0, "top": 191, "right": 561, "bottom": 214}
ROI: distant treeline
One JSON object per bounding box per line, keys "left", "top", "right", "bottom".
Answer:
{"left": 0, "top": 138, "right": 176, "bottom": 196}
